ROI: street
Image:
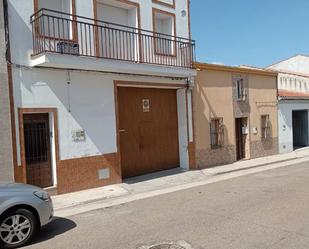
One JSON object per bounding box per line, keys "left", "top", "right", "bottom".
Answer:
{"left": 25, "top": 162, "right": 309, "bottom": 249}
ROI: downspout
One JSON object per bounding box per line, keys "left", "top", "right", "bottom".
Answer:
{"left": 186, "top": 76, "right": 196, "bottom": 169}
{"left": 186, "top": 0, "right": 197, "bottom": 170}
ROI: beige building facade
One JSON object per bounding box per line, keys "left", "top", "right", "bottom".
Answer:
{"left": 193, "top": 63, "right": 279, "bottom": 168}
{"left": 0, "top": 0, "right": 14, "bottom": 182}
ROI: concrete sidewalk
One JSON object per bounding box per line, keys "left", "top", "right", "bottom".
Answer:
{"left": 52, "top": 148, "right": 309, "bottom": 217}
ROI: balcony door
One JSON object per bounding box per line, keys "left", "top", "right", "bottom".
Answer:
{"left": 23, "top": 113, "right": 53, "bottom": 188}
{"left": 34, "top": 0, "right": 77, "bottom": 52}
{"left": 94, "top": 0, "right": 140, "bottom": 61}
{"left": 153, "top": 9, "right": 176, "bottom": 56}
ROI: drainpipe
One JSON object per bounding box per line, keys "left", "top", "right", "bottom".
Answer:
{"left": 185, "top": 76, "right": 196, "bottom": 169}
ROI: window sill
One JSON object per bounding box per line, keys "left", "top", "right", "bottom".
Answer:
{"left": 211, "top": 145, "right": 223, "bottom": 150}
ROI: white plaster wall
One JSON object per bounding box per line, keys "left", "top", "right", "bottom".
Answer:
{"left": 278, "top": 73, "right": 309, "bottom": 93}
{"left": 8, "top": 0, "right": 190, "bottom": 67}
{"left": 12, "top": 67, "right": 118, "bottom": 164}
{"left": 8, "top": 0, "right": 34, "bottom": 66}
{"left": 269, "top": 55, "right": 309, "bottom": 74}
{"left": 278, "top": 101, "right": 309, "bottom": 153}
{"left": 177, "top": 88, "right": 189, "bottom": 169}
{"left": 12, "top": 66, "right": 189, "bottom": 165}
{"left": 8, "top": 0, "right": 192, "bottom": 172}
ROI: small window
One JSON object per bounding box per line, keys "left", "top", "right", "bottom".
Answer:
{"left": 236, "top": 78, "right": 246, "bottom": 101}
{"left": 261, "top": 115, "right": 271, "bottom": 139}
{"left": 210, "top": 118, "right": 224, "bottom": 149}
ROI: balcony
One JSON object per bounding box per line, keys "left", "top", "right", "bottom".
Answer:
{"left": 30, "top": 9, "right": 196, "bottom": 72}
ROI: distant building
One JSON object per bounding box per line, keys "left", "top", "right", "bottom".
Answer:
{"left": 268, "top": 55, "right": 309, "bottom": 153}
{"left": 194, "top": 63, "right": 278, "bottom": 168}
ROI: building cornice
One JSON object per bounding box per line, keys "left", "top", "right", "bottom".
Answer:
{"left": 194, "top": 62, "right": 278, "bottom": 77}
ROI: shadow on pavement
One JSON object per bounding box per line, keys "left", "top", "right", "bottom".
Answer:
{"left": 29, "top": 216, "right": 76, "bottom": 245}
{"left": 124, "top": 168, "right": 186, "bottom": 184}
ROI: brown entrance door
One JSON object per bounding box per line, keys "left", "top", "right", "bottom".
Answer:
{"left": 118, "top": 87, "right": 180, "bottom": 178}
{"left": 235, "top": 118, "right": 246, "bottom": 160}
{"left": 23, "top": 113, "right": 53, "bottom": 188}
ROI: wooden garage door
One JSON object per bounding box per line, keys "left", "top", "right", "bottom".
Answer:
{"left": 118, "top": 87, "right": 180, "bottom": 178}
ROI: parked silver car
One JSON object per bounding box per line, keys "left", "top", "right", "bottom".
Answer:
{"left": 0, "top": 183, "right": 53, "bottom": 248}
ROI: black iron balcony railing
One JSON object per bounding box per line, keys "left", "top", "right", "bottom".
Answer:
{"left": 30, "top": 9, "right": 196, "bottom": 69}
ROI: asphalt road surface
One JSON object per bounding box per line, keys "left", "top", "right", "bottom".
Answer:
{"left": 25, "top": 162, "right": 309, "bottom": 249}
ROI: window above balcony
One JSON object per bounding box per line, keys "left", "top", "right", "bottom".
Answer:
{"left": 95, "top": 0, "right": 139, "bottom": 29}
{"left": 34, "top": 0, "right": 77, "bottom": 41}
{"left": 153, "top": 8, "right": 176, "bottom": 56}
{"left": 35, "top": 0, "right": 74, "bottom": 14}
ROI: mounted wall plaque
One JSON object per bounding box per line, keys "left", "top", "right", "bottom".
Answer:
{"left": 242, "top": 126, "right": 249, "bottom": 135}
{"left": 142, "top": 99, "right": 150, "bottom": 112}
{"left": 72, "top": 129, "right": 86, "bottom": 142}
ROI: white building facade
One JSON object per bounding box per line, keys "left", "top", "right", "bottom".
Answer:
{"left": 6, "top": 0, "right": 196, "bottom": 194}
{"left": 268, "top": 55, "right": 309, "bottom": 154}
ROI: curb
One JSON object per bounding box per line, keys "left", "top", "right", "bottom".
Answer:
{"left": 211, "top": 157, "right": 300, "bottom": 176}
{"left": 54, "top": 155, "right": 309, "bottom": 217}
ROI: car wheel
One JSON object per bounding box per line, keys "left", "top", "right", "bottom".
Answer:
{"left": 0, "top": 208, "right": 38, "bottom": 249}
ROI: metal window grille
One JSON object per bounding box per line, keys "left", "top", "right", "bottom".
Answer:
{"left": 236, "top": 78, "right": 246, "bottom": 101}
{"left": 24, "top": 122, "right": 48, "bottom": 164}
{"left": 261, "top": 115, "right": 271, "bottom": 139}
{"left": 210, "top": 118, "right": 224, "bottom": 149}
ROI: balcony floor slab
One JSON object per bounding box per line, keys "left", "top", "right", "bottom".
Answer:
{"left": 31, "top": 53, "right": 197, "bottom": 78}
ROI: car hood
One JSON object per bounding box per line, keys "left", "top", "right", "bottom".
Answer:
{"left": 0, "top": 182, "right": 42, "bottom": 193}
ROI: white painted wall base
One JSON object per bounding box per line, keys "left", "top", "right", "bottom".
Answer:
{"left": 278, "top": 100, "right": 309, "bottom": 153}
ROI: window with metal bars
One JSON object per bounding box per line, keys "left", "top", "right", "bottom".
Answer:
{"left": 235, "top": 78, "right": 246, "bottom": 101}
{"left": 210, "top": 118, "right": 224, "bottom": 149}
{"left": 261, "top": 115, "right": 271, "bottom": 139}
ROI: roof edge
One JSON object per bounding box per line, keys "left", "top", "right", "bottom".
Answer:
{"left": 267, "top": 54, "right": 309, "bottom": 68}
{"left": 194, "top": 62, "right": 278, "bottom": 77}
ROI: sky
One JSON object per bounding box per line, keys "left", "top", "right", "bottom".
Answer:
{"left": 190, "top": 0, "right": 309, "bottom": 68}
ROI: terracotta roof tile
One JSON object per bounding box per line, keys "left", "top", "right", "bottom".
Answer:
{"left": 278, "top": 89, "right": 309, "bottom": 99}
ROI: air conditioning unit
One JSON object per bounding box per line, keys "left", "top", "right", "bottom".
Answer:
{"left": 57, "top": 41, "right": 79, "bottom": 55}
